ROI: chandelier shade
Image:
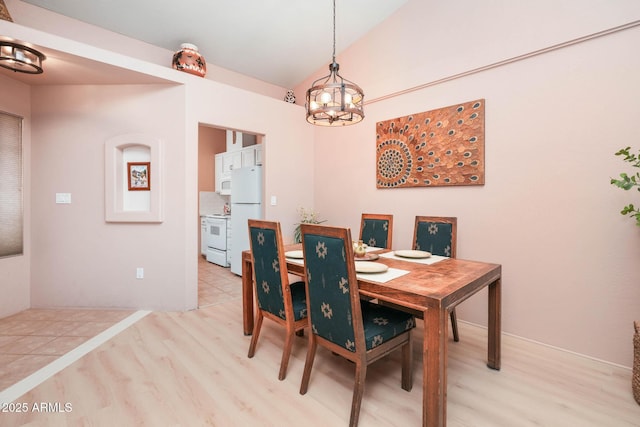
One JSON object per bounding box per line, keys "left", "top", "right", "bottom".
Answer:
{"left": 0, "top": 40, "right": 45, "bottom": 74}
{"left": 305, "top": 0, "right": 364, "bottom": 126}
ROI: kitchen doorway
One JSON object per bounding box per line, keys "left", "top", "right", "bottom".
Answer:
{"left": 196, "top": 123, "right": 264, "bottom": 308}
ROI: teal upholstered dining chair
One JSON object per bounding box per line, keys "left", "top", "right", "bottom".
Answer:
{"left": 414, "top": 215, "right": 460, "bottom": 342}
{"left": 299, "top": 223, "right": 415, "bottom": 427}
{"left": 247, "top": 219, "right": 308, "bottom": 380}
{"left": 359, "top": 213, "right": 393, "bottom": 249}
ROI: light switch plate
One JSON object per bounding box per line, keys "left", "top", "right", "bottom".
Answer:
{"left": 55, "top": 193, "right": 71, "bottom": 204}
{"left": 270, "top": 195, "right": 277, "bottom": 206}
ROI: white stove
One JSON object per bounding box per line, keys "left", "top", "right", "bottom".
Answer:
{"left": 203, "top": 214, "right": 231, "bottom": 267}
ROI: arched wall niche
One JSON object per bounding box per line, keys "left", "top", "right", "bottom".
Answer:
{"left": 105, "top": 133, "right": 164, "bottom": 222}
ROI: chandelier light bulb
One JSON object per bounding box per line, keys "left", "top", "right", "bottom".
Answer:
{"left": 320, "top": 91, "right": 332, "bottom": 104}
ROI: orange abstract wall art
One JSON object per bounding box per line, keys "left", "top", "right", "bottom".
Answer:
{"left": 376, "top": 99, "right": 485, "bottom": 188}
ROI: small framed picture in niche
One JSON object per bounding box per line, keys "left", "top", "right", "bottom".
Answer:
{"left": 127, "top": 162, "right": 151, "bottom": 191}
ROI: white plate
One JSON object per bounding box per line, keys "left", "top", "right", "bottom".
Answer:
{"left": 355, "top": 261, "right": 388, "bottom": 274}
{"left": 285, "top": 250, "right": 304, "bottom": 259}
{"left": 394, "top": 249, "right": 431, "bottom": 259}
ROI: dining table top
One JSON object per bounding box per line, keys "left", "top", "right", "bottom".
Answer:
{"left": 274, "top": 243, "right": 501, "bottom": 313}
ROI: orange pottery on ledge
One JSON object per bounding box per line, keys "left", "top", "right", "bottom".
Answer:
{"left": 172, "top": 43, "right": 206, "bottom": 77}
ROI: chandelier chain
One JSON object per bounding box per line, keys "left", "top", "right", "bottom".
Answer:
{"left": 332, "top": 0, "right": 336, "bottom": 64}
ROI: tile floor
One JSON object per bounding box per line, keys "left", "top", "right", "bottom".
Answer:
{"left": 197, "top": 255, "right": 242, "bottom": 307}
{"left": 0, "top": 256, "right": 240, "bottom": 391}
{"left": 0, "top": 309, "right": 133, "bottom": 391}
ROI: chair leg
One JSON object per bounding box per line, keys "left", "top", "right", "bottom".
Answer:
{"left": 247, "top": 311, "right": 264, "bottom": 358}
{"left": 278, "top": 329, "right": 295, "bottom": 381}
{"left": 300, "top": 335, "right": 317, "bottom": 395}
{"left": 450, "top": 308, "right": 460, "bottom": 342}
{"left": 349, "top": 361, "right": 366, "bottom": 427}
{"left": 401, "top": 334, "right": 413, "bottom": 391}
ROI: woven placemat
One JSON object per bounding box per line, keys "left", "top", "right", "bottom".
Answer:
{"left": 633, "top": 321, "right": 640, "bottom": 405}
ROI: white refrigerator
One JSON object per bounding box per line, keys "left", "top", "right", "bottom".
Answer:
{"left": 230, "top": 165, "right": 263, "bottom": 275}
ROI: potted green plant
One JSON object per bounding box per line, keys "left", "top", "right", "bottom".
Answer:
{"left": 610, "top": 146, "right": 640, "bottom": 226}
{"left": 611, "top": 147, "right": 640, "bottom": 405}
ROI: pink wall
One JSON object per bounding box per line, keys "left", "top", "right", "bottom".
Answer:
{"left": 29, "top": 84, "right": 189, "bottom": 310}
{"left": 300, "top": 2, "right": 640, "bottom": 367}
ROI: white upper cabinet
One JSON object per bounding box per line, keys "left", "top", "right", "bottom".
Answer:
{"left": 226, "top": 151, "right": 242, "bottom": 172}
{"left": 240, "top": 144, "right": 262, "bottom": 168}
{"left": 215, "top": 144, "right": 263, "bottom": 194}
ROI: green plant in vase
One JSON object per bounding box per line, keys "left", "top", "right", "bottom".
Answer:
{"left": 293, "top": 207, "right": 325, "bottom": 243}
{"left": 611, "top": 146, "right": 640, "bottom": 226}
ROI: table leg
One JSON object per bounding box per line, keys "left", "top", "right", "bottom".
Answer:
{"left": 487, "top": 277, "right": 501, "bottom": 370}
{"left": 424, "top": 306, "right": 447, "bottom": 427}
{"left": 242, "top": 255, "right": 254, "bottom": 335}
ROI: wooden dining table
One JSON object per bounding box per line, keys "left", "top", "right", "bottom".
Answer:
{"left": 241, "top": 244, "right": 502, "bottom": 427}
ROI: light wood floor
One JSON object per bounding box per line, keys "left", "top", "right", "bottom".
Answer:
{"left": 1, "top": 262, "right": 639, "bottom": 426}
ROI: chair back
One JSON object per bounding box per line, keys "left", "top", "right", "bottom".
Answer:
{"left": 359, "top": 213, "right": 393, "bottom": 249}
{"left": 248, "top": 220, "right": 291, "bottom": 320}
{"left": 300, "top": 223, "right": 364, "bottom": 353}
{"left": 413, "top": 216, "right": 457, "bottom": 257}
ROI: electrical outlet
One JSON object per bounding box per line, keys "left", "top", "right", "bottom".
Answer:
{"left": 136, "top": 268, "right": 144, "bottom": 279}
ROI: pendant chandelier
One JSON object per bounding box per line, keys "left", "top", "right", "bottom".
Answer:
{"left": 0, "top": 40, "right": 45, "bottom": 74}
{"left": 305, "top": 0, "right": 364, "bottom": 126}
